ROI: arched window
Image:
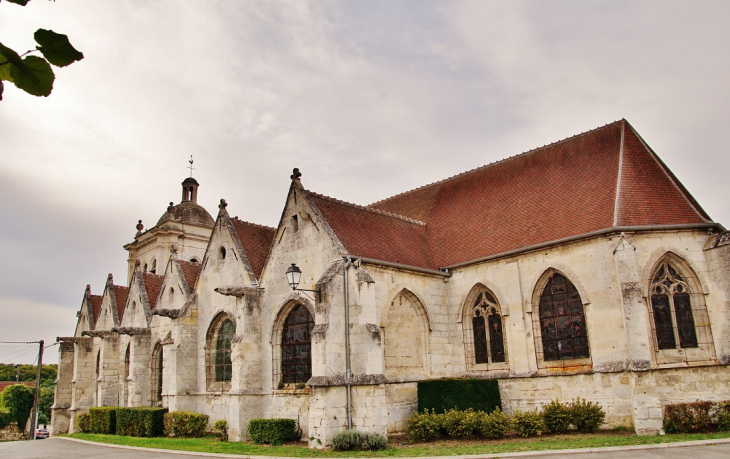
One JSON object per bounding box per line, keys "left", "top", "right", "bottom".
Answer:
{"left": 281, "top": 304, "right": 314, "bottom": 384}
{"left": 466, "top": 289, "right": 507, "bottom": 366}
{"left": 538, "top": 273, "right": 589, "bottom": 361}
{"left": 150, "top": 259, "right": 157, "bottom": 274}
{"left": 124, "top": 344, "right": 131, "bottom": 378}
{"left": 151, "top": 344, "right": 163, "bottom": 404}
{"left": 650, "top": 261, "right": 697, "bottom": 349}
{"left": 206, "top": 314, "right": 235, "bottom": 390}
{"left": 96, "top": 350, "right": 101, "bottom": 378}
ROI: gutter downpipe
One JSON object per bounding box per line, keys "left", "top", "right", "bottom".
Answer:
{"left": 344, "top": 256, "right": 353, "bottom": 430}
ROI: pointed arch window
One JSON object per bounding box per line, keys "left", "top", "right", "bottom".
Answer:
{"left": 281, "top": 304, "right": 314, "bottom": 384}
{"left": 151, "top": 344, "right": 163, "bottom": 404}
{"left": 206, "top": 314, "right": 236, "bottom": 391}
{"left": 650, "top": 260, "right": 698, "bottom": 350}
{"left": 538, "top": 273, "right": 589, "bottom": 361}
{"left": 471, "top": 291, "right": 506, "bottom": 364}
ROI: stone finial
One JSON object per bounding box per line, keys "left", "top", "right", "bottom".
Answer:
{"left": 170, "top": 244, "right": 178, "bottom": 254}
{"left": 135, "top": 219, "right": 144, "bottom": 236}
{"left": 219, "top": 198, "right": 228, "bottom": 209}
{"left": 291, "top": 168, "right": 302, "bottom": 180}
{"left": 167, "top": 202, "right": 175, "bottom": 213}
{"left": 134, "top": 259, "right": 141, "bottom": 268}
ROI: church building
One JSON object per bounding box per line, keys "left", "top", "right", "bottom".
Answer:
{"left": 52, "top": 119, "right": 730, "bottom": 445}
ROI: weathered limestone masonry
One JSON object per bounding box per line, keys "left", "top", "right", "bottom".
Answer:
{"left": 54, "top": 121, "right": 730, "bottom": 447}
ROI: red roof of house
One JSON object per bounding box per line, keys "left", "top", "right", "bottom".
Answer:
{"left": 142, "top": 273, "right": 164, "bottom": 309}
{"left": 305, "top": 120, "right": 711, "bottom": 270}
{"left": 231, "top": 218, "right": 276, "bottom": 280}
{"left": 0, "top": 381, "right": 35, "bottom": 393}
{"left": 177, "top": 260, "right": 202, "bottom": 292}
{"left": 113, "top": 285, "right": 129, "bottom": 321}
{"left": 90, "top": 295, "right": 103, "bottom": 325}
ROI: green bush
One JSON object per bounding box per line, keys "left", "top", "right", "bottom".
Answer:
{"left": 664, "top": 401, "right": 715, "bottom": 433}
{"left": 37, "top": 411, "right": 49, "bottom": 426}
{"left": 77, "top": 412, "right": 91, "bottom": 432}
{"left": 568, "top": 398, "right": 605, "bottom": 433}
{"left": 163, "top": 411, "right": 209, "bottom": 437}
{"left": 716, "top": 402, "right": 730, "bottom": 432}
{"left": 442, "top": 408, "right": 480, "bottom": 439}
{"left": 89, "top": 407, "right": 117, "bottom": 434}
{"left": 512, "top": 409, "right": 544, "bottom": 438}
{"left": 477, "top": 408, "right": 510, "bottom": 439}
{"left": 331, "top": 430, "right": 388, "bottom": 451}
{"left": 116, "top": 407, "right": 167, "bottom": 437}
{"left": 542, "top": 399, "right": 571, "bottom": 434}
{"left": 0, "top": 407, "right": 10, "bottom": 429}
{"left": 418, "top": 378, "right": 501, "bottom": 414}
{"left": 405, "top": 409, "right": 442, "bottom": 442}
{"left": 0, "top": 384, "right": 34, "bottom": 430}
{"left": 248, "top": 418, "right": 299, "bottom": 445}
{"left": 213, "top": 419, "right": 228, "bottom": 441}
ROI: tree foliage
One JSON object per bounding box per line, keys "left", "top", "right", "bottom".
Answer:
{"left": 0, "top": 363, "right": 57, "bottom": 385}
{"left": 0, "top": 384, "right": 35, "bottom": 429}
{"left": 0, "top": 0, "right": 83, "bottom": 100}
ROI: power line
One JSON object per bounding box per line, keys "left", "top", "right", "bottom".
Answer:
{"left": 0, "top": 346, "right": 37, "bottom": 360}
{"left": 0, "top": 341, "right": 42, "bottom": 344}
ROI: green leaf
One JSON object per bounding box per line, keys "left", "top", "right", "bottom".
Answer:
{"left": 6, "top": 0, "right": 31, "bottom": 5}
{"left": 0, "top": 56, "right": 14, "bottom": 82}
{"left": 34, "top": 29, "right": 83, "bottom": 67}
{"left": 9, "top": 55, "right": 54, "bottom": 97}
{"left": 0, "top": 42, "right": 24, "bottom": 70}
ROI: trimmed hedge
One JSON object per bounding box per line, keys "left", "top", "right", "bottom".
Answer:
{"left": 77, "top": 412, "right": 91, "bottom": 432}
{"left": 512, "top": 409, "right": 544, "bottom": 438}
{"left": 332, "top": 430, "right": 387, "bottom": 451}
{"left": 0, "top": 407, "right": 10, "bottom": 429}
{"left": 406, "top": 408, "right": 509, "bottom": 442}
{"left": 89, "top": 407, "right": 117, "bottom": 434}
{"left": 418, "top": 378, "right": 501, "bottom": 414}
{"left": 664, "top": 400, "right": 730, "bottom": 433}
{"left": 248, "top": 418, "right": 299, "bottom": 445}
{"left": 163, "top": 411, "right": 209, "bottom": 437}
{"left": 116, "top": 407, "right": 167, "bottom": 437}
{"left": 213, "top": 419, "right": 228, "bottom": 441}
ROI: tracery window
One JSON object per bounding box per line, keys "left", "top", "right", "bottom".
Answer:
{"left": 281, "top": 304, "right": 314, "bottom": 384}
{"left": 538, "top": 273, "right": 589, "bottom": 361}
{"left": 470, "top": 291, "right": 506, "bottom": 364}
{"left": 151, "top": 344, "right": 163, "bottom": 403}
{"left": 650, "top": 260, "right": 698, "bottom": 350}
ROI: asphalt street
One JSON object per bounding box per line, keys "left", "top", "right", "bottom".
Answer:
{"left": 1, "top": 437, "right": 730, "bottom": 459}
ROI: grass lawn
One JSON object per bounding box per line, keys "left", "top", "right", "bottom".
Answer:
{"left": 67, "top": 431, "right": 730, "bottom": 457}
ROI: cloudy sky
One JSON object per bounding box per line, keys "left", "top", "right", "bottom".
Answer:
{"left": 1, "top": 1, "right": 728, "bottom": 364}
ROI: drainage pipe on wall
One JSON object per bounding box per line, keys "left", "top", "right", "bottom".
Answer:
{"left": 343, "top": 256, "right": 353, "bottom": 430}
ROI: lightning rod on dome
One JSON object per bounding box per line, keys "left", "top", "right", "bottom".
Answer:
{"left": 188, "top": 155, "right": 195, "bottom": 178}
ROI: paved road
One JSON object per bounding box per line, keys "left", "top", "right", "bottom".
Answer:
{"left": 2, "top": 437, "right": 730, "bottom": 459}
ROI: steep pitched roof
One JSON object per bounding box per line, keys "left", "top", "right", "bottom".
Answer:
{"left": 230, "top": 218, "right": 276, "bottom": 279}
{"left": 326, "top": 119, "right": 715, "bottom": 269}
{"left": 142, "top": 273, "right": 164, "bottom": 309}
{"left": 307, "top": 192, "right": 437, "bottom": 269}
{"left": 90, "top": 295, "right": 103, "bottom": 325}
{"left": 177, "top": 260, "right": 202, "bottom": 292}
{"left": 113, "top": 285, "right": 129, "bottom": 321}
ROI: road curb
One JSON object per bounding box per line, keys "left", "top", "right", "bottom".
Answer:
{"left": 56, "top": 436, "right": 730, "bottom": 459}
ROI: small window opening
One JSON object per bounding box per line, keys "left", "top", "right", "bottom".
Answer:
{"left": 169, "top": 287, "right": 175, "bottom": 300}
{"left": 150, "top": 259, "right": 157, "bottom": 274}
{"left": 190, "top": 257, "right": 200, "bottom": 264}
{"left": 219, "top": 246, "right": 226, "bottom": 260}
{"left": 143, "top": 263, "right": 148, "bottom": 273}
{"left": 291, "top": 215, "right": 299, "bottom": 232}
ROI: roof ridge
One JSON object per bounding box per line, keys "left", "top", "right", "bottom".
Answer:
{"left": 306, "top": 189, "right": 427, "bottom": 226}
{"left": 231, "top": 216, "right": 276, "bottom": 231}
{"left": 370, "top": 119, "right": 625, "bottom": 206}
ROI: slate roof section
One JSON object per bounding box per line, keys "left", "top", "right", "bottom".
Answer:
{"left": 113, "top": 285, "right": 129, "bottom": 321}
{"left": 177, "top": 260, "right": 202, "bottom": 292}
{"left": 307, "top": 192, "right": 437, "bottom": 269}
{"left": 231, "top": 218, "right": 276, "bottom": 280}
{"left": 142, "top": 273, "right": 164, "bottom": 309}
{"left": 347, "top": 119, "right": 713, "bottom": 269}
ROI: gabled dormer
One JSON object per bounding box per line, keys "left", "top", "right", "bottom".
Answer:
{"left": 94, "top": 274, "right": 129, "bottom": 330}
{"left": 119, "top": 262, "right": 164, "bottom": 328}
{"left": 73, "top": 285, "right": 103, "bottom": 337}
{"left": 152, "top": 247, "right": 202, "bottom": 315}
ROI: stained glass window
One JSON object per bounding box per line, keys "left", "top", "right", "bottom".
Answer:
{"left": 215, "top": 319, "right": 234, "bottom": 382}
{"left": 470, "top": 290, "right": 506, "bottom": 365}
{"left": 281, "top": 304, "right": 314, "bottom": 384}
{"left": 650, "top": 260, "right": 698, "bottom": 350}
{"left": 539, "top": 273, "right": 589, "bottom": 361}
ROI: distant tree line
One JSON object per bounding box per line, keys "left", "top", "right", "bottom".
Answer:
{"left": 0, "top": 363, "right": 57, "bottom": 385}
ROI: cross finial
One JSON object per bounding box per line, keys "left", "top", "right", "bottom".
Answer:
{"left": 188, "top": 155, "right": 195, "bottom": 178}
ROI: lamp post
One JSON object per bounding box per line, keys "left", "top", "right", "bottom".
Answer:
{"left": 285, "top": 263, "right": 320, "bottom": 301}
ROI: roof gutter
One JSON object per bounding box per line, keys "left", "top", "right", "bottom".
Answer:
{"left": 444, "top": 223, "right": 724, "bottom": 271}
{"left": 355, "top": 257, "right": 452, "bottom": 277}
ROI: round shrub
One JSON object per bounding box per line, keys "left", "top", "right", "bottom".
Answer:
{"left": 213, "top": 419, "right": 228, "bottom": 441}
{"left": 568, "top": 398, "right": 605, "bottom": 433}
{"left": 77, "top": 412, "right": 91, "bottom": 433}
{"left": 542, "top": 399, "right": 571, "bottom": 434}
{"left": 443, "top": 408, "right": 480, "bottom": 439}
{"left": 512, "top": 409, "right": 544, "bottom": 438}
{"left": 0, "top": 384, "right": 34, "bottom": 430}
{"left": 477, "top": 408, "right": 510, "bottom": 439}
{"left": 406, "top": 409, "right": 442, "bottom": 442}
{"left": 332, "top": 429, "right": 387, "bottom": 451}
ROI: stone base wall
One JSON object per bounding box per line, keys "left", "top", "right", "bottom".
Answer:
{"left": 0, "top": 422, "right": 25, "bottom": 441}
{"left": 385, "top": 382, "right": 418, "bottom": 433}
{"left": 50, "top": 407, "right": 70, "bottom": 435}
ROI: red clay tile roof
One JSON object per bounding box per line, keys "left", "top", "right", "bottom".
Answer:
{"left": 307, "top": 192, "right": 437, "bottom": 269}
{"left": 326, "top": 119, "right": 713, "bottom": 269}
{"left": 0, "top": 381, "right": 35, "bottom": 393}
{"left": 177, "top": 260, "right": 202, "bottom": 292}
{"left": 231, "top": 218, "right": 276, "bottom": 280}
{"left": 90, "top": 295, "right": 103, "bottom": 325}
{"left": 113, "top": 285, "right": 129, "bottom": 321}
{"left": 142, "top": 273, "right": 164, "bottom": 309}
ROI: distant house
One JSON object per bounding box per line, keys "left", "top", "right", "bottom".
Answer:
{"left": 0, "top": 381, "right": 35, "bottom": 393}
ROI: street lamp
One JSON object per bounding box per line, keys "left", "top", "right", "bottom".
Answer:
{"left": 285, "top": 263, "right": 320, "bottom": 301}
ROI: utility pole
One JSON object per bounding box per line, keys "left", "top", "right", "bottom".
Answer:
{"left": 29, "top": 340, "right": 44, "bottom": 440}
